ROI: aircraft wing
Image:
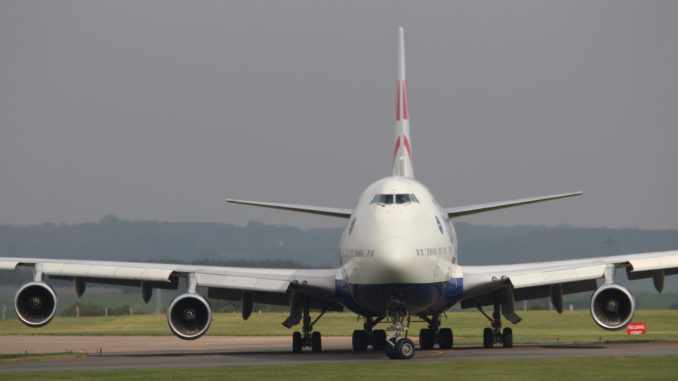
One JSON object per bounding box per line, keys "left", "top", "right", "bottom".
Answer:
{"left": 0, "top": 257, "right": 342, "bottom": 313}
{"left": 459, "top": 250, "right": 678, "bottom": 322}
{"left": 227, "top": 199, "right": 352, "bottom": 219}
{"left": 444, "top": 191, "right": 583, "bottom": 219}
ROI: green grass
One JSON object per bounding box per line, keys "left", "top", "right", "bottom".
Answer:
{"left": 1, "top": 310, "right": 677, "bottom": 344}
{"left": 4, "top": 357, "right": 678, "bottom": 380}
{"left": 0, "top": 352, "right": 86, "bottom": 363}
{"left": 0, "top": 291, "right": 167, "bottom": 318}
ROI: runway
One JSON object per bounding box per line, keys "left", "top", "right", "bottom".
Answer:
{"left": 1, "top": 336, "right": 676, "bottom": 373}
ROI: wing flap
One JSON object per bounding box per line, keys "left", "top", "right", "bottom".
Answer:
{"left": 461, "top": 279, "right": 598, "bottom": 308}
{"left": 462, "top": 250, "right": 678, "bottom": 308}
{"left": 41, "top": 262, "right": 174, "bottom": 282}
{"left": 1, "top": 257, "right": 340, "bottom": 307}
{"left": 195, "top": 273, "right": 288, "bottom": 293}
{"left": 469, "top": 264, "right": 607, "bottom": 290}
{"left": 629, "top": 253, "right": 678, "bottom": 272}
{"left": 0, "top": 260, "right": 18, "bottom": 270}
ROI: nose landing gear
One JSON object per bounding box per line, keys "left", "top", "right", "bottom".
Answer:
{"left": 384, "top": 311, "right": 415, "bottom": 359}
{"left": 386, "top": 337, "right": 415, "bottom": 359}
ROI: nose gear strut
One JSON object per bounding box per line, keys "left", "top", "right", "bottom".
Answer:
{"left": 383, "top": 311, "right": 415, "bottom": 359}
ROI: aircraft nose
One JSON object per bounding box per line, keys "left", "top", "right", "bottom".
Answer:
{"left": 374, "top": 237, "right": 419, "bottom": 283}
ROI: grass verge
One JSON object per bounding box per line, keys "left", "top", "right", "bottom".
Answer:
{"left": 0, "top": 310, "right": 677, "bottom": 345}
{"left": 0, "top": 352, "right": 86, "bottom": 363}
{"left": 3, "top": 357, "right": 678, "bottom": 380}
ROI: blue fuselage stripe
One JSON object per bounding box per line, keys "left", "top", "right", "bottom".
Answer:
{"left": 335, "top": 278, "right": 463, "bottom": 316}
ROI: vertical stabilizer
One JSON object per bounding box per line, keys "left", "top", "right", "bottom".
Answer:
{"left": 392, "top": 27, "right": 414, "bottom": 178}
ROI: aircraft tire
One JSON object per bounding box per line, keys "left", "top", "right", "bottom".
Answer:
{"left": 439, "top": 328, "right": 453, "bottom": 349}
{"left": 292, "top": 331, "right": 302, "bottom": 353}
{"left": 395, "top": 338, "right": 415, "bottom": 360}
{"left": 384, "top": 340, "right": 398, "bottom": 359}
{"left": 311, "top": 331, "right": 322, "bottom": 352}
{"left": 483, "top": 327, "right": 494, "bottom": 348}
{"left": 372, "top": 329, "right": 386, "bottom": 351}
{"left": 419, "top": 328, "right": 434, "bottom": 350}
{"left": 502, "top": 328, "right": 513, "bottom": 348}
{"left": 352, "top": 330, "right": 368, "bottom": 351}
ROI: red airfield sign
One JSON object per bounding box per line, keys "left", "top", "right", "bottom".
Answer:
{"left": 626, "top": 323, "right": 647, "bottom": 335}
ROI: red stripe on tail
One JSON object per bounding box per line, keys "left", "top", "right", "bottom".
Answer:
{"left": 392, "top": 136, "right": 401, "bottom": 162}
{"left": 402, "top": 80, "right": 408, "bottom": 120}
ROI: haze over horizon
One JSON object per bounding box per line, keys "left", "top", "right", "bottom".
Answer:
{"left": 2, "top": 1, "right": 677, "bottom": 230}
{"left": 4, "top": 215, "right": 678, "bottom": 233}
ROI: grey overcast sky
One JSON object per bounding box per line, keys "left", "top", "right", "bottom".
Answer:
{"left": 1, "top": 0, "right": 677, "bottom": 230}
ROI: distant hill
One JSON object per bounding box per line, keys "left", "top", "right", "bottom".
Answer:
{"left": 0, "top": 215, "right": 340, "bottom": 267}
{"left": 455, "top": 223, "right": 678, "bottom": 265}
{"left": 1, "top": 215, "right": 678, "bottom": 292}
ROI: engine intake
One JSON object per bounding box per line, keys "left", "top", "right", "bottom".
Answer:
{"left": 15, "top": 281, "right": 58, "bottom": 327}
{"left": 590, "top": 284, "right": 635, "bottom": 331}
{"left": 167, "top": 293, "right": 212, "bottom": 340}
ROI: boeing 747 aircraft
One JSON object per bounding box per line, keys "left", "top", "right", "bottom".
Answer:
{"left": 2, "top": 28, "right": 677, "bottom": 360}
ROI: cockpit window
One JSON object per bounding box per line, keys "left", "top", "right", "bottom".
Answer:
{"left": 371, "top": 194, "right": 394, "bottom": 204}
{"left": 371, "top": 194, "right": 419, "bottom": 205}
{"left": 395, "top": 194, "right": 412, "bottom": 204}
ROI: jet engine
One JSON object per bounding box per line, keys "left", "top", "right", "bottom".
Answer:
{"left": 167, "top": 293, "right": 212, "bottom": 340}
{"left": 15, "top": 281, "right": 58, "bottom": 327}
{"left": 590, "top": 284, "right": 635, "bottom": 330}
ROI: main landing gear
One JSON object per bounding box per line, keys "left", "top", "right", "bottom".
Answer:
{"left": 418, "top": 314, "right": 453, "bottom": 350}
{"left": 291, "top": 302, "right": 326, "bottom": 353}
{"left": 477, "top": 293, "right": 514, "bottom": 349}
{"left": 383, "top": 311, "right": 415, "bottom": 359}
{"left": 352, "top": 316, "right": 386, "bottom": 352}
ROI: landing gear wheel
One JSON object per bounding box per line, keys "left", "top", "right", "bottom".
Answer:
{"left": 483, "top": 327, "right": 493, "bottom": 348}
{"left": 292, "top": 331, "right": 302, "bottom": 353}
{"left": 439, "top": 328, "right": 453, "bottom": 349}
{"left": 372, "top": 329, "right": 386, "bottom": 351}
{"left": 385, "top": 339, "right": 398, "bottom": 359}
{"left": 352, "top": 330, "right": 368, "bottom": 351}
{"left": 311, "top": 331, "right": 322, "bottom": 352}
{"left": 419, "top": 328, "right": 434, "bottom": 350}
{"left": 395, "top": 338, "right": 416, "bottom": 359}
{"left": 383, "top": 311, "right": 413, "bottom": 359}
{"left": 502, "top": 328, "right": 513, "bottom": 348}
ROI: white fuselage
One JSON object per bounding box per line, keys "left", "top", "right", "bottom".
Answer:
{"left": 338, "top": 176, "right": 461, "bottom": 290}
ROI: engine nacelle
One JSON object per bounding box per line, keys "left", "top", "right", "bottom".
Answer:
{"left": 15, "top": 281, "right": 58, "bottom": 327}
{"left": 590, "top": 283, "right": 635, "bottom": 331}
{"left": 167, "top": 293, "right": 212, "bottom": 340}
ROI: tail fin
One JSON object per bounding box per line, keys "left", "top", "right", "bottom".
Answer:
{"left": 392, "top": 27, "right": 414, "bottom": 178}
